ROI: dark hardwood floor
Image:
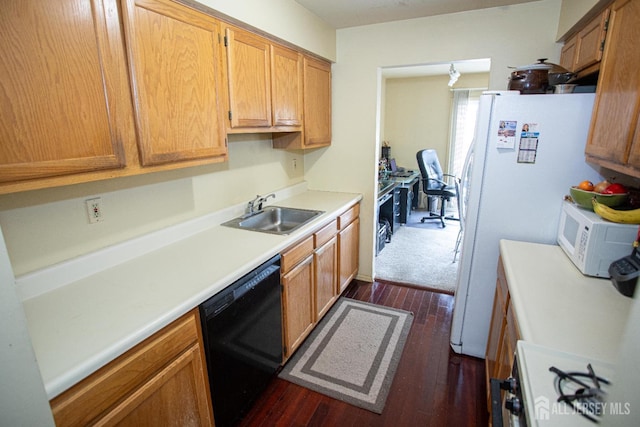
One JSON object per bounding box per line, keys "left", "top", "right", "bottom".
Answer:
{"left": 239, "top": 280, "right": 489, "bottom": 427}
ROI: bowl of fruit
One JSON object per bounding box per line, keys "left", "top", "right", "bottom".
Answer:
{"left": 569, "top": 180, "right": 629, "bottom": 211}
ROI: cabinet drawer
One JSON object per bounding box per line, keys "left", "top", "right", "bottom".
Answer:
{"left": 281, "top": 235, "right": 314, "bottom": 273}
{"left": 338, "top": 204, "right": 360, "bottom": 230}
{"left": 314, "top": 220, "right": 337, "bottom": 248}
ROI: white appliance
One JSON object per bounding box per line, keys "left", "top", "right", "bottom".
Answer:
{"left": 493, "top": 298, "right": 640, "bottom": 427}
{"left": 450, "top": 91, "right": 603, "bottom": 357}
{"left": 557, "top": 201, "right": 637, "bottom": 278}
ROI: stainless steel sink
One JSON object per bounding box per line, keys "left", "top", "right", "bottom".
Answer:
{"left": 222, "top": 206, "right": 324, "bottom": 235}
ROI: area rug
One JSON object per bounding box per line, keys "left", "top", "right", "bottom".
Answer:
{"left": 375, "top": 219, "right": 460, "bottom": 294}
{"left": 279, "top": 298, "right": 413, "bottom": 414}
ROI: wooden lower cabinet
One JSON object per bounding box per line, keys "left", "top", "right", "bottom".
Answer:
{"left": 485, "top": 256, "right": 520, "bottom": 421}
{"left": 281, "top": 253, "right": 316, "bottom": 359}
{"left": 338, "top": 204, "right": 360, "bottom": 294}
{"left": 281, "top": 202, "right": 359, "bottom": 360}
{"left": 49, "top": 309, "right": 214, "bottom": 427}
{"left": 315, "top": 236, "right": 338, "bottom": 319}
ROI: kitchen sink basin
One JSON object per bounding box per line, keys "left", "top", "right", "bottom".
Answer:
{"left": 222, "top": 206, "right": 324, "bottom": 235}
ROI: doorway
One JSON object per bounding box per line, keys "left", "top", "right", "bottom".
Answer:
{"left": 373, "top": 59, "right": 490, "bottom": 293}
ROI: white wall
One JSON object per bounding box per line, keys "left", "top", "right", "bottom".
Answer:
{"left": 195, "top": 0, "right": 336, "bottom": 60}
{"left": 304, "top": 0, "right": 564, "bottom": 281}
{"left": 0, "top": 136, "right": 305, "bottom": 275}
{"left": 556, "top": 0, "right": 600, "bottom": 39}
{"left": 383, "top": 73, "right": 490, "bottom": 172}
{"left": 0, "top": 229, "right": 55, "bottom": 426}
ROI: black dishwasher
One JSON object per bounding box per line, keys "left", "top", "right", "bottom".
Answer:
{"left": 199, "top": 254, "right": 282, "bottom": 427}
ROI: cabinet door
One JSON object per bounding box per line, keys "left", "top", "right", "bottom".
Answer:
{"left": 586, "top": 0, "right": 640, "bottom": 168}
{"left": 271, "top": 45, "right": 303, "bottom": 127}
{"left": 315, "top": 236, "right": 338, "bottom": 320}
{"left": 282, "top": 255, "right": 315, "bottom": 358}
{"left": 560, "top": 35, "right": 577, "bottom": 71}
{"left": 0, "top": 0, "right": 128, "bottom": 183}
{"left": 338, "top": 217, "right": 360, "bottom": 294}
{"left": 303, "top": 57, "right": 332, "bottom": 147}
{"left": 96, "top": 343, "right": 213, "bottom": 426}
{"left": 574, "top": 8, "right": 610, "bottom": 71}
{"left": 122, "top": 0, "right": 227, "bottom": 166}
{"left": 225, "top": 27, "right": 272, "bottom": 128}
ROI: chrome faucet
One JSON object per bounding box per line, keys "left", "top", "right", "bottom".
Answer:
{"left": 245, "top": 193, "right": 275, "bottom": 216}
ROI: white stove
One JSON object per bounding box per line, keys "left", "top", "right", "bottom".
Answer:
{"left": 514, "top": 341, "right": 619, "bottom": 426}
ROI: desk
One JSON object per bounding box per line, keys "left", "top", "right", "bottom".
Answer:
{"left": 376, "top": 170, "right": 420, "bottom": 237}
{"left": 391, "top": 172, "right": 420, "bottom": 223}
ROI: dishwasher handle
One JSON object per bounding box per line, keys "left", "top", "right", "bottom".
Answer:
{"left": 233, "top": 265, "right": 279, "bottom": 300}
{"left": 201, "top": 254, "right": 281, "bottom": 319}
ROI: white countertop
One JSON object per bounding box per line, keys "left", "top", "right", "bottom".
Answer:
{"left": 20, "top": 189, "right": 362, "bottom": 399}
{"left": 499, "top": 239, "right": 633, "bottom": 362}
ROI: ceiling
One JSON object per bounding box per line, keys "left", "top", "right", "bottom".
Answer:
{"left": 296, "top": 0, "right": 542, "bottom": 29}
{"left": 382, "top": 59, "right": 491, "bottom": 79}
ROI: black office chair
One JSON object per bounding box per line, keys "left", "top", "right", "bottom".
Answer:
{"left": 416, "top": 149, "right": 460, "bottom": 228}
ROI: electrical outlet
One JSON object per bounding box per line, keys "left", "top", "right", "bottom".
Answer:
{"left": 292, "top": 158, "right": 297, "bottom": 170}
{"left": 85, "top": 197, "right": 103, "bottom": 223}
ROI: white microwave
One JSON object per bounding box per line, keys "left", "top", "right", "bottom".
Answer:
{"left": 557, "top": 201, "right": 638, "bottom": 277}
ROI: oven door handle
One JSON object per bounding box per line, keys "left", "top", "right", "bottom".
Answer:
{"left": 489, "top": 378, "right": 505, "bottom": 427}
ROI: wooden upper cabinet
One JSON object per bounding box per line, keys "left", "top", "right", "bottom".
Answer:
{"left": 0, "top": 0, "right": 129, "bottom": 183}
{"left": 271, "top": 45, "right": 303, "bottom": 128}
{"left": 121, "top": 0, "right": 227, "bottom": 166}
{"left": 224, "top": 26, "right": 272, "bottom": 128}
{"left": 560, "top": 35, "right": 578, "bottom": 71}
{"left": 303, "top": 57, "right": 332, "bottom": 147}
{"left": 574, "top": 8, "right": 610, "bottom": 71}
{"left": 560, "top": 7, "right": 610, "bottom": 75}
{"left": 585, "top": 0, "right": 640, "bottom": 176}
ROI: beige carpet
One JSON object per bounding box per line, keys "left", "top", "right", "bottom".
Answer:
{"left": 279, "top": 298, "right": 413, "bottom": 414}
{"left": 375, "top": 215, "right": 460, "bottom": 294}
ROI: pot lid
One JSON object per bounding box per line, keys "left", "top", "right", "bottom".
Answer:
{"left": 514, "top": 58, "right": 568, "bottom": 73}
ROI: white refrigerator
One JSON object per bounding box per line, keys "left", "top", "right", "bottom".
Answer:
{"left": 450, "top": 91, "right": 603, "bottom": 357}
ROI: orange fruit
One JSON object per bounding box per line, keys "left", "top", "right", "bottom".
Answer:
{"left": 578, "top": 180, "right": 595, "bottom": 191}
